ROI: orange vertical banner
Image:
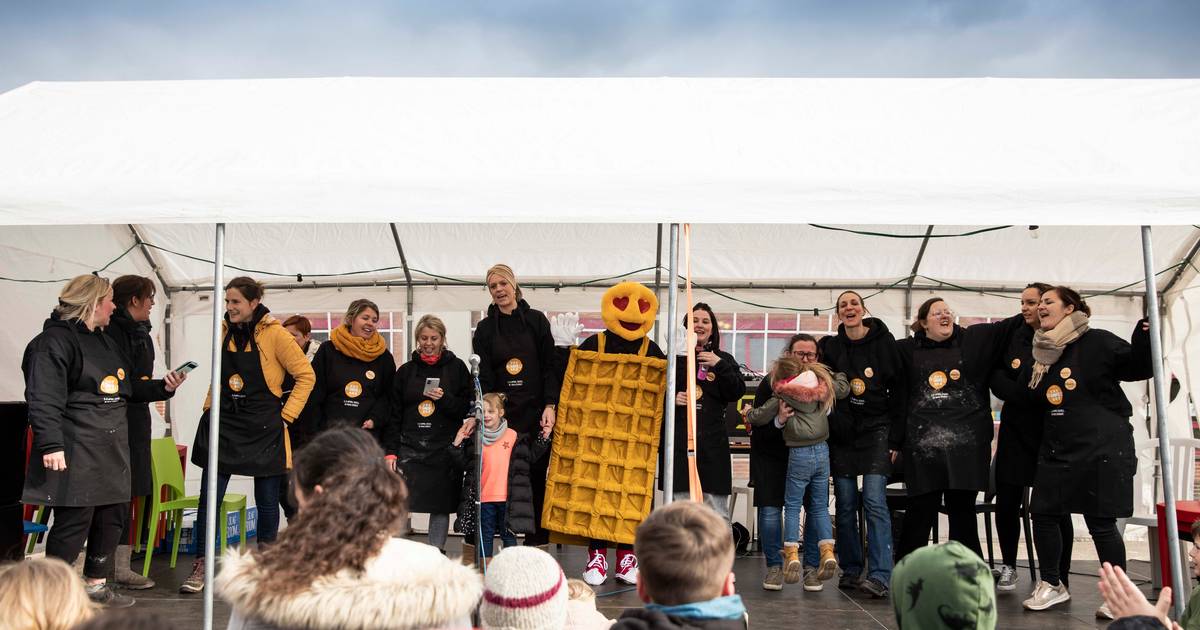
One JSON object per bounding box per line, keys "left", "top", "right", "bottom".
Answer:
{"left": 682, "top": 224, "right": 703, "bottom": 502}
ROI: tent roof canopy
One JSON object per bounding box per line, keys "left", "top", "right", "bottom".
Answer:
{"left": 2, "top": 77, "right": 1199, "bottom": 225}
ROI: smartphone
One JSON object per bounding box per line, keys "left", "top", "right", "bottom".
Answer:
{"left": 423, "top": 377, "right": 440, "bottom": 396}
{"left": 175, "top": 361, "right": 199, "bottom": 375}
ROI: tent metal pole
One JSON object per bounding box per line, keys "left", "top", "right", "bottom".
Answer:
{"left": 203, "top": 223, "right": 225, "bottom": 630}
{"left": 903, "top": 225, "right": 935, "bottom": 331}
{"left": 389, "top": 224, "right": 415, "bottom": 355}
{"left": 1142, "top": 225, "right": 1188, "bottom": 618}
{"left": 1161, "top": 228, "right": 1200, "bottom": 298}
{"left": 127, "top": 224, "right": 176, "bottom": 432}
{"left": 654, "top": 224, "right": 663, "bottom": 347}
{"left": 662, "top": 224, "right": 680, "bottom": 505}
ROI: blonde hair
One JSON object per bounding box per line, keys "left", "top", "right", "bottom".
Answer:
{"left": 55, "top": 275, "right": 112, "bottom": 325}
{"left": 634, "top": 501, "right": 733, "bottom": 606}
{"left": 483, "top": 392, "right": 507, "bottom": 415}
{"left": 342, "top": 299, "right": 380, "bottom": 328}
{"left": 566, "top": 578, "right": 595, "bottom": 602}
{"left": 414, "top": 314, "right": 448, "bottom": 349}
{"left": 0, "top": 558, "right": 97, "bottom": 629}
{"left": 770, "top": 356, "right": 838, "bottom": 413}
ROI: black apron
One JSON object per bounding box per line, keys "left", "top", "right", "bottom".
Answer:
{"left": 830, "top": 358, "right": 893, "bottom": 478}
{"left": 903, "top": 345, "right": 991, "bottom": 496}
{"left": 192, "top": 330, "right": 286, "bottom": 477}
{"left": 23, "top": 330, "right": 131, "bottom": 507}
{"left": 1030, "top": 350, "right": 1135, "bottom": 518}
{"left": 488, "top": 323, "right": 543, "bottom": 436}
{"left": 321, "top": 351, "right": 384, "bottom": 440}
{"left": 668, "top": 355, "right": 734, "bottom": 496}
{"left": 995, "top": 327, "right": 1043, "bottom": 486}
{"left": 398, "top": 360, "right": 464, "bottom": 514}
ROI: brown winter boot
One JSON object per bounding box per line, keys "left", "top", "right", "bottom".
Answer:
{"left": 782, "top": 543, "right": 801, "bottom": 584}
{"left": 816, "top": 540, "right": 839, "bottom": 581}
{"left": 112, "top": 544, "right": 155, "bottom": 589}
{"left": 460, "top": 543, "right": 476, "bottom": 568}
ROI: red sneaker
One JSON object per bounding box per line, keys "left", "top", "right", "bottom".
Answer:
{"left": 583, "top": 548, "right": 608, "bottom": 586}
{"left": 615, "top": 550, "right": 639, "bottom": 585}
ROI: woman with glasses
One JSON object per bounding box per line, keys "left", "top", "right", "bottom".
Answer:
{"left": 892, "top": 297, "right": 1024, "bottom": 561}
{"left": 818, "top": 291, "right": 903, "bottom": 597}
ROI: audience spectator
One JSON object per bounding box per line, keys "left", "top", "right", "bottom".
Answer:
{"left": 216, "top": 427, "right": 480, "bottom": 630}
{"left": 480, "top": 546, "right": 569, "bottom": 630}
{"left": 566, "top": 578, "right": 616, "bottom": 629}
{"left": 0, "top": 557, "right": 96, "bottom": 630}
{"left": 890, "top": 541, "right": 997, "bottom": 629}
{"left": 611, "top": 501, "right": 748, "bottom": 629}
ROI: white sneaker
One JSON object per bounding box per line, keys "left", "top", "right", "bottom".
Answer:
{"left": 615, "top": 552, "right": 639, "bottom": 585}
{"left": 1022, "top": 580, "right": 1070, "bottom": 611}
{"left": 1096, "top": 602, "right": 1115, "bottom": 620}
{"left": 996, "top": 564, "right": 1017, "bottom": 592}
{"left": 582, "top": 549, "right": 608, "bottom": 586}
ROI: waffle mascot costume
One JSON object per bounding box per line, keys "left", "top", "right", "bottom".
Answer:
{"left": 543, "top": 282, "right": 668, "bottom": 586}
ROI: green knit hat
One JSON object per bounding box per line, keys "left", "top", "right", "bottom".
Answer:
{"left": 890, "top": 542, "right": 997, "bottom": 630}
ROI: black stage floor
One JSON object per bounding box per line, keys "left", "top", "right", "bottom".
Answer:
{"left": 127, "top": 536, "right": 1150, "bottom": 629}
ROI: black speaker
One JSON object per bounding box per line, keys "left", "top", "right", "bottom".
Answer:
{"left": 0, "top": 402, "right": 29, "bottom": 561}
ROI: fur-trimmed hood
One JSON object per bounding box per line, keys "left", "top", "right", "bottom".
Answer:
{"left": 772, "top": 375, "right": 829, "bottom": 405}
{"left": 217, "top": 537, "right": 481, "bottom": 630}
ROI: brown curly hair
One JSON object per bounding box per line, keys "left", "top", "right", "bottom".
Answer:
{"left": 251, "top": 428, "right": 409, "bottom": 597}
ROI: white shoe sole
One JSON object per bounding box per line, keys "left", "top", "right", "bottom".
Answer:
{"left": 803, "top": 582, "right": 824, "bottom": 592}
{"left": 582, "top": 569, "right": 607, "bottom": 586}
{"left": 1022, "top": 591, "right": 1070, "bottom": 611}
{"left": 615, "top": 571, "right": 637, "bottom": 585}
{"left": 762, "top": 582, "right": 783, "bottom": 591}
{"left": 996, "top": 581, "right": 1017, "bottom": 592}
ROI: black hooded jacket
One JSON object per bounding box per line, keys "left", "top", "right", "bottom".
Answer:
{"left": 102, "top": 307, "right": 159, "bottom": 496}
{"left": 471, "top": 299, "right": 559, "bottom": 409}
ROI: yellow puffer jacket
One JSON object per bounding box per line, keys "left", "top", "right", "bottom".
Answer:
{"left": 203, "top": 314, "right": 315, "bottom": 423}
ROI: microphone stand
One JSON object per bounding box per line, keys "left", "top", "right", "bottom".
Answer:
{"left": 470, "top": 367, "right": 487, "bottom": 573}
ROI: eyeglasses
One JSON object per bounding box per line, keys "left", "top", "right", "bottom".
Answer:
{"left": 787, "top": 351, "right": 818, "bottom": 360}
{"left": 927, "top": 310, "right": 955, "bottom": 320}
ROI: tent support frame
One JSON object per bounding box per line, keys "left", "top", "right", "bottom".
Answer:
{"left": 903, "top": 225, "right": 935, "bottom": 327}
{"left": 389, "top": 223, "right": 415, "bottom": 354}
{"left": 654, "top": 223, "right": 663, "bottom": 346}
{"left": 1161, "top": 228, "right": 1200, "bottom": 297}
{"left": 203, "top": 223, "right": 225, "bottom": 630}
{"left": 127, "top": 224, "right": 176, "bottom": 433}
{"left": 662, "top": 224, "right": 680, "bottom": 504}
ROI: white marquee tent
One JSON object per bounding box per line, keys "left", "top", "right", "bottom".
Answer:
{"left": 2, "top": 78, "right": 1200, "bottom": 619}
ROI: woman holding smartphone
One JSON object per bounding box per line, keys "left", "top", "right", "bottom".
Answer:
{"left": 386, "top": 314, "right": 473, "bottom": 553}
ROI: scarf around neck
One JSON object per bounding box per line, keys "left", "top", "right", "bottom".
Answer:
{"left": 1028, "top": 310, "right": 1090, "bottom": 388}
{"left": 481, "top": 419, "right": 509, "bottom": 446}
{"left": 331, "top": 325, "right": 387, "bottom": 362}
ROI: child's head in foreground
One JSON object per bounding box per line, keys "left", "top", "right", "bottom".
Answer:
{"left": 633, "top": 500, "right": 735, "bottom": 606}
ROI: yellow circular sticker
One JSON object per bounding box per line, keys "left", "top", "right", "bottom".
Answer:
{"left": 928, "top": 371, "right": 948, "bottom": 390}
{"left": 365, "top": 370, "right": 376, "bottom": 380}
{"left": 228, "top": 374, "right": 244, "bottom": 392}
{"left": 1065, "top": 378, "right": 1077, "bottom": 391}
{"left": 505, "top": 358, "right": 523, "bottom": 376}
{"left": 863, "top": 367, "right": 874, "bottom": 378}
{"left": 418, "top": 400, "right": 435, "bottom": 417}
{"left": 1046, "top": 385, "right": 1064, "bottom": 405}
{"left": 850, "top": 378, "right": 867, "bottom": 396}
{"left": 949, "top": 369, "right": 961, "bottom": 381}
{"left": 140, "top": 375, "right": 150, "bottom": 381}
{"left": 1011, "top": 358, "right": 1021, "bottom": 369}
{"left": 117, "top": 368, "right": 126, "bottom": 380}
{"left": 100, "top": 375, "right": 120, "bottom": 394}
{"left": 1060, "top": 367, "right": 1072, "bottom": 379}
{"left": 344, "top": 381, "right": 363, "bottom": 398}
{"left": 705, "top": 371, "right": 716, "bottom": 382}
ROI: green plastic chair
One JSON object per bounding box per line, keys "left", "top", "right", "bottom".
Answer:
{"left": 140, "top": 436, "right": 247, "bottom": 577}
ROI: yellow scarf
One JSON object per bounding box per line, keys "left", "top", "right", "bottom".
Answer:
{"left": 330, "top": 325, "right": 388, "bottom": 362}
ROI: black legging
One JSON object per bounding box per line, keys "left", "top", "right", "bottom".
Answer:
{"left": 898, "top": 489, "right": 982, "bottom": 561}
{"left": 1034, "top": 513, "right": 1121, "bottom": 587}
{"left": 523, "top": 446, "right": 552, "bottom": 546}
{"left": 996, "top": 481, "right": 1074, "bottom": 582}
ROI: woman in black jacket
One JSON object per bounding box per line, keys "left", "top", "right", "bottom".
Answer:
{"left": 384, "top": 314, "right": 472, "bottom": 553}
{"left": 1003, "top": 287, "right": 1152, "bottom": 616}
{"left": 101, "top": 275, "right": 163, "bottom": 590}
{"left": 471, "top": 264, "right": 559, "bottom": 545}
{"left": 307, "top": 299, "right": 395, "bottom": 442}
{"left": 892, "top": 296, "right": 1024, "bottom": 561}
{"left": 819, "top": 291, "right": 903, "bottom": 597}
{"left": 668, "top": 303, "right": 746, "bottom": 517}
{"left": 23, "top": 275, "right": 182, "bottom": 607}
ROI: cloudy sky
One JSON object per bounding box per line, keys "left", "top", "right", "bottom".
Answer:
{"left": 1, "top": 0, "right": 1198, "bottom": 93}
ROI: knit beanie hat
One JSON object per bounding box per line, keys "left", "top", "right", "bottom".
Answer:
{"left": 891, "top": 541, "right": 996, "bottom": 630}
{"left": 480, "top": 547, "right": 568, "bottom": 630}
{"left": 486, "top": 264, "right": 523, "bottom": 301}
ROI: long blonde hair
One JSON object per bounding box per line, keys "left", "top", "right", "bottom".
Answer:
{"left": 0, "top": 557, "right": 96, "bottom": 629}
{"left": 770, "top": 355, "right": 838, "bottom": 413}
{"left": 55, "top": 275, "right": 111, "bottom": 325}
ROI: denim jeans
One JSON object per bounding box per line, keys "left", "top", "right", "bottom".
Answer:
{"left": 478, "top": 501, "right": 517, "bottom": 559}
{"left": 758, "top": 506, "right": 783, "bottom": 567}
{"left": 834, "top": 474, "right": 894, "bottom": 583}
{"left": 784, "top": 442, "right": 832, "bottom": 568}
{"left": 195, "top": 470, "right": 284, "bottom": 561}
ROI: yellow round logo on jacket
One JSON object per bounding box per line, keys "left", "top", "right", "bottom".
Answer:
{"left": 1046, "top": 385, "right": 1064, "bottom": 405}
{"left": 418, "top": 400, "right": 435, "bottom": 417}
{"left": 99, "top": 375, "right": 120, "bottom": 395}
{"left": 1060, "top": 367, "right": 1072, "bottom": 379}
{"left": 1011, "top": 358, "right": 1021, "bottom": 369}
{"left": 117, "top": 368, "right": 126, "bottom": 380}
{"left": 228, "top": 374, "right": 244, "bottom": 392}
{"left": 949, "top": 369, "right": 961, "bottom": 381}
{"left": 140, "top": 375, "right": 150, "bottom": 381}
{"left": 851, "top": 378, "right": 867, "bottom": 396}
{"left": 863, "top": 367, "right": 874, "bottom": 378}
{"left": 1065, "top": 378, "right": 1077, "bottom": 391}
{"left": 365, "top": 370, "right": 376, "bottom": 380}
{"left": 705, "top": 371, "right": 716, "bottom": 382}
{"left": 928, "top": 371, "right": 948, "bottom": 390}
{"left": 344, "top": 381, "right": 363, "bottom": 398}
{"left": 505, "top": 358, "right": 523, "bottom": 376}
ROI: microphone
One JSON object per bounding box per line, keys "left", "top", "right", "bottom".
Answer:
{"left": 469, "top": 354, "right": 481, "bottom": 376}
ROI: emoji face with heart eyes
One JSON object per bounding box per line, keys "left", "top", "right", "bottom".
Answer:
{"left": 601, "top": 281, "right": 659, "bottom": 341}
